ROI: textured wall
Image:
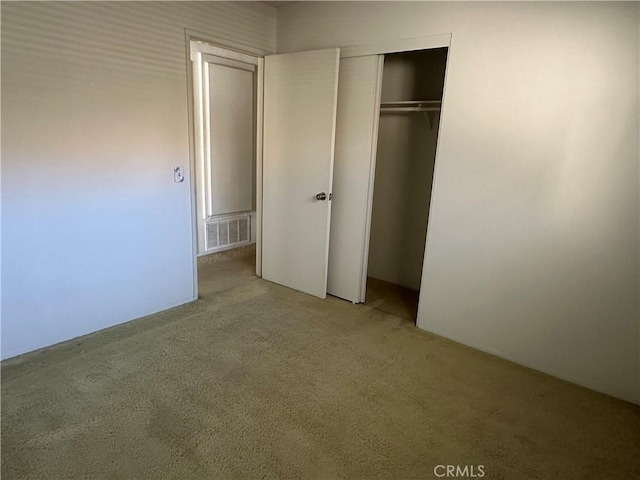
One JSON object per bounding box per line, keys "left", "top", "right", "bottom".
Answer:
{"left": 1, "top": 1, "right": 275, "bottom": 358}
{"left": 278, "top": 1, "right": 640, "bottom": 403}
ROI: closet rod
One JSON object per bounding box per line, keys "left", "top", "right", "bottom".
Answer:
{"left": 380, "top": 107, "right": 440, "bottom": 113}
{"left": 379, "top": 100, "right": 441, "bottom": 113}
{"left": 380, "top": 100, "right": 441, "bottom": 107}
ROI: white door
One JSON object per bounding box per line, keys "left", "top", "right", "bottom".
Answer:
{"left": 262, "top": 49, "right": 340, "bottom": 298}
{"left": 327, "top": 55, "right": 384, "bottom": 303}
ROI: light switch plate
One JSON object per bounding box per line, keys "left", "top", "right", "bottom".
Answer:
{"left": 174, "top": 166, "right": 184, "bottom": 183}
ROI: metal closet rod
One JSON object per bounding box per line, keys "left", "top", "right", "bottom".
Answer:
{"left": 379, "top": 100, "right": 441, "bottom": 113}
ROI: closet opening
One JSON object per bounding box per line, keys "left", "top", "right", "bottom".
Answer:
{"left": 364, "top": 47, "right": 448, "bottom": 323}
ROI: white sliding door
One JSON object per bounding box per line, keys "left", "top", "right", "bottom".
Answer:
{"left": 327, "top": 55, "right": 384, "bottom": 303}
{"left": 262, "top": 49, "right": 340, "bottom": 298}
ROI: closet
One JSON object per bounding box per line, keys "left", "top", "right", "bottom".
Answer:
{"left": 365, "top": 49, "right": 448, "bottom": 321}
{"left": 324, "top": 46, "right": 448, "bottom": 313}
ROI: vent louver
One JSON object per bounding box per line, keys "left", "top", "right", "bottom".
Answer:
{"left": 205, "top": 214, "right": 251, "bottom": 252}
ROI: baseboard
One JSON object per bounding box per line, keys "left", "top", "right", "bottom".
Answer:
{"left": 417, "top": 323, "right": 640, "bottom": 406}
{"left": 1, "top": 295, "right": 197, "bottom": 362}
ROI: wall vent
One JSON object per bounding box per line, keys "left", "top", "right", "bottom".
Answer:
{"left": 205, "top": 214, "right": 251, "bottom": 252}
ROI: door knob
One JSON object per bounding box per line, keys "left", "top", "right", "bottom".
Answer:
{"left": 316, "top": 192, "right": 327, "bottom": 201}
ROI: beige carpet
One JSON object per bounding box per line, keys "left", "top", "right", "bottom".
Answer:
{"left": 2, "top": 245, "right": 639, "bottom": 479}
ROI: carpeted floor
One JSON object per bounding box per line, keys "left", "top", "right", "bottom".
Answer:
{"left": 2, "top": 245, "right": 639, "bottom": 479}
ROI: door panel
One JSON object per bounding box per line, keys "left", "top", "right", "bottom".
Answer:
{"left": 262, "top": 49, "right": 340, "bottom": 298}
{"left": 327, "top": 55, "right": 384, "bottom": 303}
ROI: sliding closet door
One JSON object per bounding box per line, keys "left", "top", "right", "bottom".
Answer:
{"left": 327, "top": 55, "right": 384, "bottom": 303}
{"left": 262, "top": 49, "right": 340, "bottom": 299}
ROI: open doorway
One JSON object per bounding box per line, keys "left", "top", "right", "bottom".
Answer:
{"left": 189, "top": 40, "right": 261, "bottom": 298}
{"left": 364, "top": 48, "right": 448, "bottom": 323}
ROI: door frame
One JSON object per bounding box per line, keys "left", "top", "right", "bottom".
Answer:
{"left": 184, "top": 29, "right": 270, "bottom": 297}
{"left": 339, "top": 34, "right": 451, "bottom": 59}
{"left": 337, "top": 33, "right": 452, "bottom": 303}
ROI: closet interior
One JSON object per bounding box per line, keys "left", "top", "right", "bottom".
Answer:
{"left": 365, "top": 48, "right": 448, "bottom": 322}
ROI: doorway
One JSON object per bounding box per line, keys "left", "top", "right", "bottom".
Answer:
{"left": 189, "top": 40, "right": 261, "bottom": 297}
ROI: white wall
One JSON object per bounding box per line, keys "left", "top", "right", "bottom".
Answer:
{"left": 277, "top": 1, "right": 640, "bottom": 403}
{"left": 368, "top": 114, "right": 439, "bottom": 290}
{"left": 1, "top": 1, "right": 275, "bottom": 358}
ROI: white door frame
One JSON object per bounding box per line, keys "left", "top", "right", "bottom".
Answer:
{"left": 185, "top": 29, "right": 270, "bottom": 295}
{"left": 336, "top": 33, "right": 452, "bottom": 303}
{"left": 339, "top": 34, "right": 451, "bottom": 59}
